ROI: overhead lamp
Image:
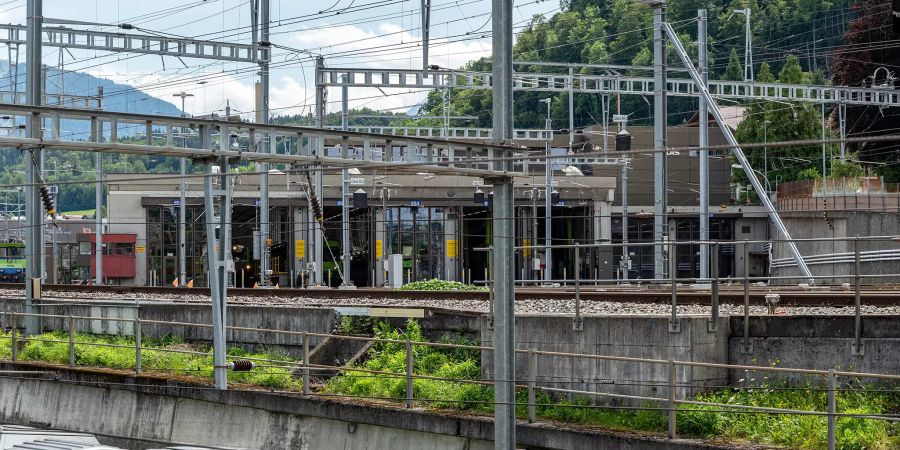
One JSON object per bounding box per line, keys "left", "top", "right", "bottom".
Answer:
{"left": 348, "top": 168, "right": 362, "bottom": 175}
{"left": 473, "top": 188, "right": 485, "bottom": 204}
{"left": 551, "top": 188, "right": 561, "bottom": 204}
{"left": 353, "top": 188, "right": 368, "bottom": 208}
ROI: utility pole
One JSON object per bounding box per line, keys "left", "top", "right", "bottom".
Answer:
{"left": 257, "top": 0, "right": 272, "bottom": 287}
{"left": 698, "top": 9, "right": 710, "bottom": 281}
{"left": 340, "top": 76, "right": 353, "bottom": 288}
{"left": 491, "top": 0, "right": 516, "bottom": 448}
{"left": 173, "top": 91, "right": 193, "bottom": 287}
{"left": 652, "top": 1, "right": 668, "bottom": 279}
{"left": 730, "top": 8, "right": 753, "bottom": 81}
{"left": 313, "top": 56, "right": 325, "bottom": 286}
{"left": 94, "top": 87, "right": 103, "bottom": 286}
{"left": 540, "top": 97, "right": 552, "bottom": 283}
{"left": 24, "top": 0, "right": 42, "bottom": 334}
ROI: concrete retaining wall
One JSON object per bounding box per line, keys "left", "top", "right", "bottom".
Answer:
{"left": 482, "top": 315, "right": 731, "bottom": 401}
{"left": 727, "top": 315, "right": 900, "bottom": 384}
{"left": 0, "top": 300, "right": 337, "bottom": 357}
{"left": 0, "top": 364, "right": 731, "bottom": 450}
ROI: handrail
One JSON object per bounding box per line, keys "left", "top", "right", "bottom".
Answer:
{"left": 1, "top": 308, "right": 897, "bottom": 449}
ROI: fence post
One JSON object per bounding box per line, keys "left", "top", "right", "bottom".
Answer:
{"left": 527, "top": 349, "right": 536, "bottom": 423}
{"left": 827, "top": 369, "right": 836, "bottom": 450}
{"left": 741, "top": 241, "right": 752, "bottom": 354}
{"left": 669, "top": 241, "right": 680, "bottom": 333}
{"left": 68, "top": 313, "right": 75, "bottom": 367}
{"left": 10, "top": 312, "right": 17, "bottom": 362}
{"left": 668, "top": 359, "right": 677, "bottom": 439}
{"left": 302, "top": 331, "right": 311, "bottom": 395}
{"left": 708, "top": 242, "right": 719, "bottom": 332}
{"left": 852, "top": 237, "right": 864, "bottom": 355}
{"left": 572, "top": 244, "right": 583, "bottom": 331}
{"left": 134, "top": 317, "right": 142, "bottom": 375}
{"left": 405, "top": 337, "right": 414, "bottom": 409}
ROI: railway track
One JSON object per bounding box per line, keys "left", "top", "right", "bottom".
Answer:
{"left": 2, "top": 283, "right": 898, "bottom": 307}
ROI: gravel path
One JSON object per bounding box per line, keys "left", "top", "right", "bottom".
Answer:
{"left": 0, "top": 288, "right": 896, "bottom": 316}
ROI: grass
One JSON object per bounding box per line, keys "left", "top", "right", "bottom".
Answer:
{"left": 1, "top": 323, "right": 897, "bottom": 449}
{"left": 58, "top": 208, "right": 96, "bottom": 217}
{"left": 0, "top": 330, "right": 302, "bottom": 390}
{"left": 325, "top": 320, "right": 900, "bottom": 450}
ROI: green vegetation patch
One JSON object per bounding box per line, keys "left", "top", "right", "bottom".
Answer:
{"left": 0, "top": 331, "right": 302, "bottom": 390}
{"left": 397, "top": 279, "right": 485, "bottom": 291}
{"left": 325, "top": 321, "right": 900, "bottom": 449}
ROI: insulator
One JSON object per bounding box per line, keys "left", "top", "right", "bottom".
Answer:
{"left": 227, "top": 359, "right": 255, "bottom": 372}
{"left": 305, "top": 170, "right": 324, "bottom": 223}
{"left": 39, "top": 185, "right": 55, "bottom": 215}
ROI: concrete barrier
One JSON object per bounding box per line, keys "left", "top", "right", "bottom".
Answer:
{"left": 0, "top": 363, "right": 738, "bottom": 449}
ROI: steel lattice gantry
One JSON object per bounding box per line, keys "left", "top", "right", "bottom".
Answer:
{"left": 0, "top": 24, "right": 259, "bottom": 63}
{"left": 317, "top": 66, "right": 900, "bottom": 107}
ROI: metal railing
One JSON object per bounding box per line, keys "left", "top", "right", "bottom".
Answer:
{"left": 0, "top": 309, "right": 897, "bottom": 449}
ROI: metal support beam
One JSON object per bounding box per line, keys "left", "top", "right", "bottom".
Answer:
{"left": 258, "top": 0, "right": 271, "bottom": 288}
{"left": 23, "top": 0, "right": 42, "bottom": 335}
{"left": 202, "top": 125, "right": 231, "bottom": 390}
{"left": 663, "top": 22, "right": 813, "bottom": 281}
{"left": 319, "top": 66, "right": 900, "bottom": 107}
{"left": 0, "top": 24, "right": 258, "bottom": 63}
{"left": 653, "top": 4, "right": 668, "bottom": 279}
{"left": 698, "top": 9, "right": 710, "bottom": 281}
{"left": 94, "top": 119, "right": 102, "bottom": 286}
{"left": 421, "top": 0, "right": 431, "bottom": 75}
{"left": 491, "top": 0, "right": 516, "bottom": 448}
{"left": 340, "top": 76, "right": 353, "bottom": 288}
{"left": 313, "top": 56, "right": 326, "bottom": 286}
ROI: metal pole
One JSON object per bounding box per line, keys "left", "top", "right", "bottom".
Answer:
{"left": 313, "top": 56, "right": 325, "bottom": 286}
{"left": 203, "top": 125, "right": 229, "bottom": 390}
{"left": 669, "top": 240, "right": 679, "bottom": 333}
{"left": 668, "top": 359, "right": 677, "bottom": 439}
{"left": 491, "top": 0, "right": 516, "bottom": 446}
{"left": 742, "top": 241, "right": 751, "bottom": 353}
{"left": 709, "top": 242, "right": 719, "bottom": 332}
{"left": 827, "top": 369, "right": 836, "bottom": 450}
{"left": 94, "top": 123, "right": 103, "bottom": 286}
{"left": 302, "top": 331, "right": 310, "bottom": 394}
{"left": 568, "top": 66, "right": 574, "bottom": 153}
{"left": 621, "top": 159, "right": 629, "bottom": 281}
{"left": 573, "top": 244, "right": 582, "bottom": 330}
{"left": 134, "top": 317, "right": 142, "bottom": 375}
{"left": 838, "top": 102, "right": 846, "bottom": 159}
{"left": 405, "top": 337, "right": 414, "bottom": 408}
{"left": 68, "top": 313, "right": 75, "bottom": 367}
{"left": 258, "top": 0, "right": 271, "bottom": 288}
{"left": 340, "top": 76, "right": 353, "bottom": 287}
{"left": 745, "top": 9, "right": 753, "bottom": 81}
{"left": 173, "top": 91, "right": 192, "bottom": 287}
{"left": 544, "top": 101, "right": 552, "bottom": 283}
{"left": 698, "top": 9, "right": 710, "bottom": 281}
{"left": 10, "top": 312, "right": 17, "bottom": 361}
{"left": 24, "top": 0, "right": 43, "bottom": 335}
{"left": 653, "top": 4, "right": 668, "bottom": 279}
{"left": 527, "top": 348, "right": 536, "bottom": 423}
{"left": 853, "top": 237, "right": 862, "bottom": 354}
{"left": 662, "top": 22, "right": 813, "bottom": 281}
{"left": 179, "top": 156, "right": 187, "bottom": 285}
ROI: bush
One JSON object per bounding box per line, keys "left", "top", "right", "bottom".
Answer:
{"left": 397, "top": 279, "right": 485, "bottom": 291}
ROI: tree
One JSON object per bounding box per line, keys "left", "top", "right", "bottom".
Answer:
{"left": 830, "top": 0, "right": 900, "bottom": 181}
{"left": 723, "top": 48, "right": 744, "bottom": 81}
{"left": 734, "top": 56, "right": 835, "bottom": 189}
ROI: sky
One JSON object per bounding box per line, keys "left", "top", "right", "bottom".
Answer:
{"left": 0, "top": 0, "right": 560, "bottom": 118}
